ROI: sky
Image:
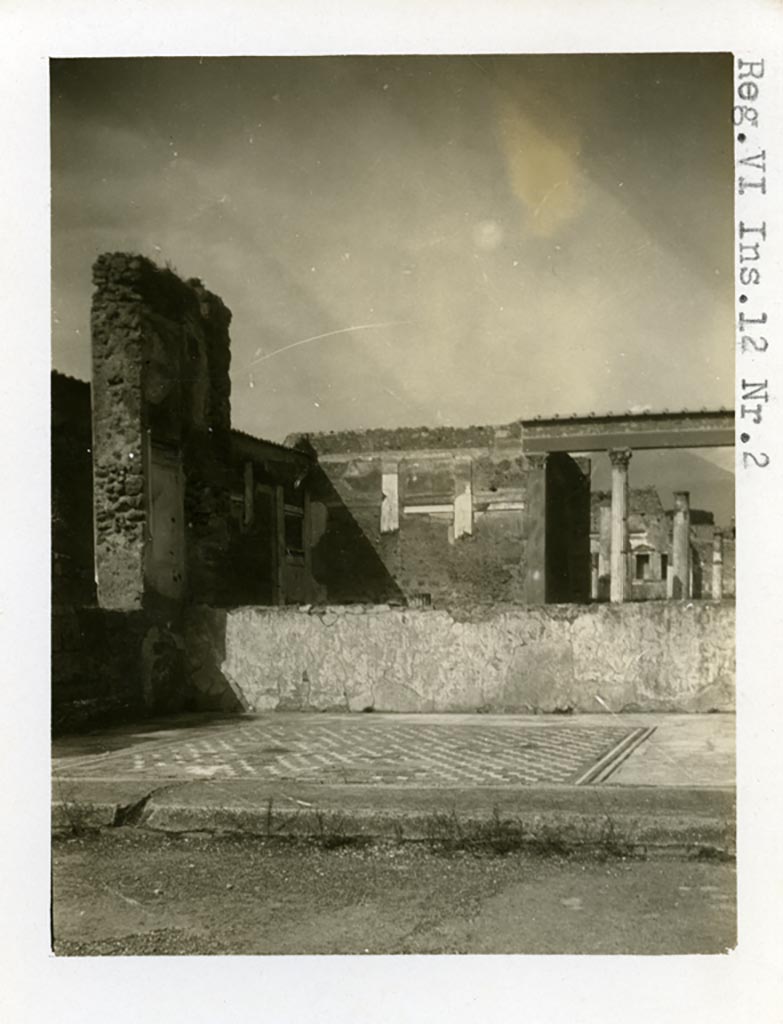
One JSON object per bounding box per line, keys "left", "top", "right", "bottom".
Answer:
{"left": 50, "top": 54, "right": 735, "bottom": 520}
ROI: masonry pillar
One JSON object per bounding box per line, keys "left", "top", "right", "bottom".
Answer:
{"left": 91, "top": 252, "right": 233, "bottom": 611}
{"left": 523, "top": 453, "right": 548, "bottom": 605}
{"left": 453, "top": 456, "right": 473, "bottom": 539}
{"left": 608, "top": 448, "right": 632, "bottom": 603}
{"left": 380, "top": 460, "right": 399, "bottom": 534}
{"left": 672, "top": 490, "right": 691, "bottom": 599}
{"left": 712, "top": 527, "right": 724, "bottom": 602}
{"left": 598, "top": 498, "right": 611, "bottom": 601}
{"left": 91, "top": 257, "right": 152, "bottom": 610}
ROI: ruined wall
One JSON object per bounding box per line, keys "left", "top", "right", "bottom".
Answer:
{"left": 721, "top": 536, "right": 736, "bottom": 598}
{"left": 51, "top": 606, "right": 197, "bottom": 735}
{"left": 50, "top": 360, "right": 232, "bottom": 732}
{"left": 51, "top": 372, "right": 96, "bottom": 608}
{"left": 589, "top": 491, "right": 736, "bottom": 603}
{"left": 304, "top": 444, "right": 595, "bottom": 608}
{"left": 91, "top": 252, "right": 232, "bottom": 611}
{"left": 50, "top": 372, "right": 99, "bottom": 732}
{"left": 54, "top": 254, "right": 234, "bottom": 732}
{"left": 302, "top": 432, "right": 530, "bottom": 607}
{"left": 299, "top": 423, "right": 522, "bottom": 455}
{"left": 691, "top": 527, "right": 736, "bottom": 599}
{"left": 184, "top": 601, "right": 735, "bottom": 714}
{"left": 227, "top": 432, "right": 322, "bottom": 607}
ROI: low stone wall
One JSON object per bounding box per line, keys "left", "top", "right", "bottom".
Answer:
{"left": 52, "top": 607, "right": 196, "bottom": 734}
{"left": 183, "top": 601, "right": 735, "bottom": 715}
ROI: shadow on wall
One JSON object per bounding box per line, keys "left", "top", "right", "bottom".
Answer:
{"left": 51, "top": 374, "right": 97, "bottom": 608}
{"left": 183, "top": 605, "right": 249, "bottom": 713}
{"left": 306, "top": 460, "right": 406, "bottom": 605}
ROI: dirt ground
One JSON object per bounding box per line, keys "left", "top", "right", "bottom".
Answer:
{"left": 52, "top": 830, "right": 736, "bottom": 955}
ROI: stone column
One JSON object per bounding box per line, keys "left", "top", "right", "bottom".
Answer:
{"left": 598, "top": 498, "right": 612, "bottom": 600}
{"left": 523, "top": 454, "right": 548, "bottom": 605}
{"left": 711, "top": 528, "right": 724, "bottom": 602}
{"left": 672, "top": 490, "right": 691, "bottom": 599}
{"left": 608, "top": 448, "right": 632, "bottom": 603}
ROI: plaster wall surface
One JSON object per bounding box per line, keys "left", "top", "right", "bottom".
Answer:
{"left": 306, "top": 448, "right": 530, "bottom": 606}
{"left": 184, "top": 601, "right": 734, "bottom": 715}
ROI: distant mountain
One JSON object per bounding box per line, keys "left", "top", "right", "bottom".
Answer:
{"left": 586, "top": 448, "right": 735, "bottom": 528}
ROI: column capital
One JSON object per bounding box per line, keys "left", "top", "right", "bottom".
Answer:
{"left": 526, "top": 453, "right": 549, "bottom": 471}
{"left": 608, "top": 447, "right": 632, "bottom": 469}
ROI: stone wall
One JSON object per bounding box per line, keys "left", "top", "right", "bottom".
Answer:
{"left": 49, "top": 371, "right": 217, "bottom": 732}
{"left": 53, "top": 254, "right": 326, "bottom": 732}
{"left": 299, "top": 436, "right": 532, "bottom": 607}
{"left": 51, "top": 607, "right": 193, "bottom": 735}
{"left": 692, "top": 526, "right": 736, "bottom": 600}
{"left": 91, "top": 252, "right": 233, "bottom": 610}
{"left": 51, "top": 372, "right": 96, "bottom": 608}
{"left": 294, "top": 423, "right": 523, "bottom": 455}
{"left": 297, "top": 431, "right": 595, "bottom": 608}
{"left": 184, "top": 601, "right": 735, "bottom": 715}
{"left": 228, "top": 431, "right": 321, "bottom": 606}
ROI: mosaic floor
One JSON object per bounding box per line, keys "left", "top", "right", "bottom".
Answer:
{"left": 53, "top": 716, "right": 647, "bottom": 786}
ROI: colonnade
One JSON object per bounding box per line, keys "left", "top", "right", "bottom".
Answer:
{"left": 604, "top": 447, "right": 702, "bottom": 602}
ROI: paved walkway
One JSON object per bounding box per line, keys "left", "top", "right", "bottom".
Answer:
{"left": 609, "top": 714, "right": 735, "bottom": 787}
{"left": 53, "top": 712, "right": 734, "bottom": 788}
{"left": 52, "top": 713, "right": 736, "bottom": 849}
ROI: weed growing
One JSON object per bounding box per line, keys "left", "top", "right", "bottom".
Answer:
{"left": 423, "top": 807, "right": 645, "bottom": 860}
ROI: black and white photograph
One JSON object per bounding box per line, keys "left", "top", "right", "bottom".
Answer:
{"left": 48, "top": 52, "right": 739, "bottom": 956}
{"left": 3, "top": 2, "right": 783, "bottom": 1019}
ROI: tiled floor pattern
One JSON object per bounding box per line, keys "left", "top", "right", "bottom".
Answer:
{"left": 53, "top": 719, "right": 638, "bottom": 786}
